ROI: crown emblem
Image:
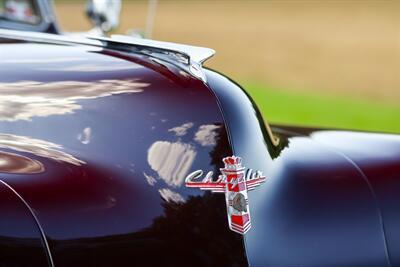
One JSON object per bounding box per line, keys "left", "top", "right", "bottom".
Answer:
{"left": 223, "top": 156, "right": 241, "bottom": 165}
{"left": 185, "top": 156, "right": 266, "bottom": 234}
{"left": 222, "top": 156, "right": 244, "bottom": 170}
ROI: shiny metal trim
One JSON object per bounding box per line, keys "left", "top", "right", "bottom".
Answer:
{"left": 0, "top": 179, "right": 55, "bottom": 267}
{"left": 0, "top": 0, "right": 60, "bottom": 33}
{"left": 185, "top": 156, "right": 267, "bottom": 235}
{"left": 90, "top": 35, "right": 214, "bottom": 82}
{"left": 0, "top": 29, "right": 215, "bottom": 82}
{"left": 0, "top": 28, "right": 102, "bottom": 46}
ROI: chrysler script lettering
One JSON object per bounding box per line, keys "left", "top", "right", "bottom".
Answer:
{"left": 185, "top": 156, "right": 266, "bottom": 234}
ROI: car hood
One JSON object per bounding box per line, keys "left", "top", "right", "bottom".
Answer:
{"left": 2, "top": 36, "right": 400, "bottom": 267}
{"left": 0, "top": 39, "right": 248, "bottom": 266}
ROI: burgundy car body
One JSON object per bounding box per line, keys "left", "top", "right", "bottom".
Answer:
{"left": 0, "top": 28, "right": 400, "bottom": 267}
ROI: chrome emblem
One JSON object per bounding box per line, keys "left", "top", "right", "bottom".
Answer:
{"left": 185, "top": 156, "right": 266, "bottom": 234}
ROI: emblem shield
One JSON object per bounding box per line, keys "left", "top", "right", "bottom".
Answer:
{"left": 185, "top": 156, "right": 266, "bottom": 234}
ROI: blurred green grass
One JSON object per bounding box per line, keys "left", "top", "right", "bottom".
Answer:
{"left": 244, "top": 82, "right": 400, "bottom": 134}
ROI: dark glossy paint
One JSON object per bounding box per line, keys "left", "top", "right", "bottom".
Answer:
{"left": 0, "top": 39, "right": 247, "bottom": 266}
{"left": 1, "top": 35, "right": 400, "bottom": 267}
{"left": 0, "top": 180, "right": 50, "bottom": 266}
{"left": 308, "top": 129, "right": 400, "bottom": 266}
{"left": 205, "top": 71, "right": 400, "bottom": 267}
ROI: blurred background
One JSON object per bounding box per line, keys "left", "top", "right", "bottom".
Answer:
{"left": 54, "top": 0, "right": 399, "bottom": 133}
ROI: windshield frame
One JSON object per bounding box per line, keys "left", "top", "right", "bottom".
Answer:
{"left": 0, "top": 0, "right": 59, "bottom": 33}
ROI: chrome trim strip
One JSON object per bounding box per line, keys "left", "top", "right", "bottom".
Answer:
{"left": 98, "top": 34, "right": 215, "bottom": 64}
{"left": 0, "top": 28, "right": 103, "bottom": 46}
{"left": 0, "top": 29, "right": 215, "bottom": 82}
{"left": 0, "top": 179, "right": 55, "bottom": 267}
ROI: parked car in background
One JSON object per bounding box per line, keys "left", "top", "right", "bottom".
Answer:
{"left": 0, "top": 1, "right": 399, "bottom": 266}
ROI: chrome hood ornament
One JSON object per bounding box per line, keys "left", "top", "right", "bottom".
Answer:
{"left": 185, "top": 156, "right": 266, "bottom": 234}
{"left": 0, "top": 28, "right": 214, "bottom": 83}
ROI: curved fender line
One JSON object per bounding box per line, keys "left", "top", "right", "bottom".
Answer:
{"left": 0, "top": 180, "right": 54, "bottom": 267}
{"left": 310, "top": 143, "right": 393, "bottom": 267}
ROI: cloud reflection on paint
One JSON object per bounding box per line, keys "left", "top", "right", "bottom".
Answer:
{"left": 0, "top": 79, "right": 149, "bottom": 121}
{"left": 168, "top": 122, "right": 194, "bottom": 136}
{"left": 158, "top": 188, "right": 185, "bottom": 203}
{"left": 143, "top": 172, "right": 157, "bottom": 186}
{"left": 0, "top": 133, "right": 84, "bottom": 166}
{"left": 39, "top": 63, "right": 140, "bottom": 72}
{"left": 194, "top": 124, "right": 221, "bottom": 146}
{"left": 78, "top": 127, "right": 92, "bottom": 145}
{"left": 147, "top": 141, "right": 196, "bottom": 187}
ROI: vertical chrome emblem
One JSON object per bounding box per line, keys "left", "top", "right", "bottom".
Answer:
{"left": 185, "top": 156, "right": 266, "bottom": 234}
